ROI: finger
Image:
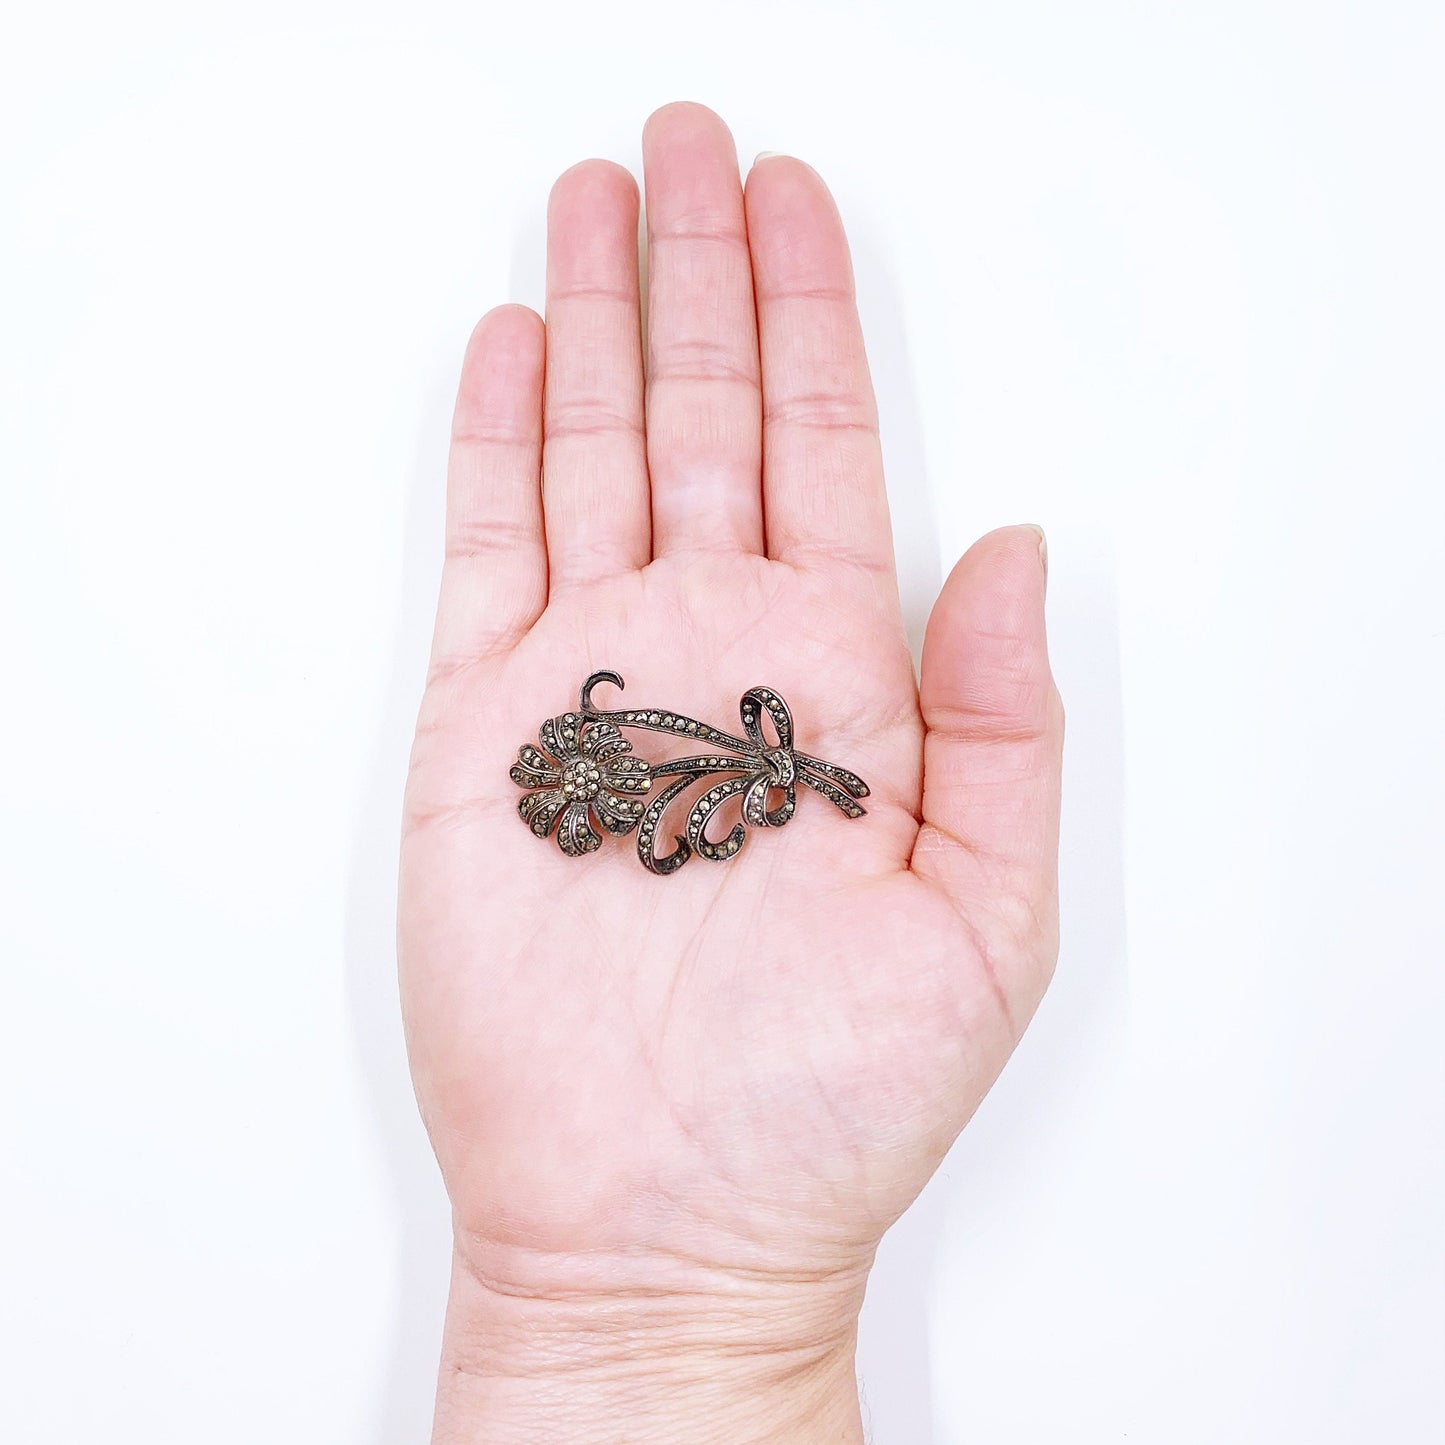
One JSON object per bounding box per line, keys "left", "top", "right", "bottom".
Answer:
{"left": 541, "top": 160, "right": 649, "bottom": 589}
{"left": 912, "top": 526, "right": 1063, "bottom": 1006}
{"left": 642, "top": 102, "right": 763, "bottom": 556}
{"left": 745, "top": 156, "right": 893, "bottom": 578}
{"left": 431, "top": 305, "right": 546, "bottom": 669}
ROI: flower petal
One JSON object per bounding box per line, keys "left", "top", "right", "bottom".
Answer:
{"left": 511, "top": 752, "right": 561, "bottom": 788}
{"left": 601, "top": 755, "right": 651, "bottom": 793}
{"left": 593, "top": 789, "right": 643, "bottom": 836}
{"left": 538, "top": 716, "right": 573, "bottom": 762}
{"left": 518, "top": 788, "right": 567, "bottom": 838}
{"left": 582, "top": 722, "right": 629, "bottom": 761}
{"left": 556, "top": 801, "right": 602, "bottom": 857}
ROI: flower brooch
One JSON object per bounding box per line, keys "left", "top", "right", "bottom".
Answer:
{"left": 509, "top": 669, "right": 870, "bottom": 875}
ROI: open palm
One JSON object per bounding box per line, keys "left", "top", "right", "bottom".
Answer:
{"left": 399, "top": 104, "right": 1062, "bottom": 1391}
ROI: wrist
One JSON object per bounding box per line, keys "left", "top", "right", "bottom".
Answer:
{"left": 431, "top": 1241, "right": 868, "bottom": 1445}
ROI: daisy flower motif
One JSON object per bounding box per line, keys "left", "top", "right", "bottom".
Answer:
{"left": 509, "top": 711, "right": 652, "bottom": 857}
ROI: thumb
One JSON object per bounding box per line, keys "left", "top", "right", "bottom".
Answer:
{"left": 914, "top": 525, "right": 1064, "bottom": 1012}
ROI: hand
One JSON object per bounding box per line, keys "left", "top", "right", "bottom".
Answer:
{"left": 399, "top": 103, "right": 1063, "bottom": 1444}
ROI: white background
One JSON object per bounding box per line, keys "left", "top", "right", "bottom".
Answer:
{"left": 3, "top": 2, "right": 1443, "bottom": 1441}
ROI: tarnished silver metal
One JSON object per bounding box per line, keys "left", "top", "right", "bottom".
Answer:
{"left": 509, "top": 669, "right": 870, "bottom": 874}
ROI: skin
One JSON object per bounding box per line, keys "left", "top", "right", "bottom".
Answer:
{"left": 399, "top": 102, "right": 1064, "bottom": 1443}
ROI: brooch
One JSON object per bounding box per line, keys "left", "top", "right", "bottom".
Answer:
{"left": 509, "top": 670, "right": 870, "bottom": 874}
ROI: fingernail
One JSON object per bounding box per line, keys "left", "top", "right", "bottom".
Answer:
{"left": 1024, "top": 523, "right": 1048, "bottom": 577}
{"left": 753, "top": 150, "right": 786, "bottom": 166}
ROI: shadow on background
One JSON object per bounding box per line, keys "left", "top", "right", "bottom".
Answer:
{"left": 852, "top": 231, "right": 942, "bottom": 667}
{"left": 343, "top": 367, "right": 459, "bottom": 1443}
